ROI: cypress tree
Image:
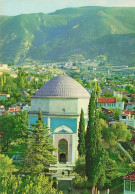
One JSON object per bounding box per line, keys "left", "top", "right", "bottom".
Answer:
{"left": 78, "top": 108, "right": 85, "bottom": 156}
{"left": 85, "top": 90, "right": 96, "bottom": 180}
{"left": 90, "top": 110, "right": 103, "bottom": 187}
{"left": 0, "top": 76, "right": 3, "bottom": 91}
{"left": 85, "top": 91, "right": 105, "bottom": 193}
{"left": 24, "top": 110, "right": 56, "bottom": 174}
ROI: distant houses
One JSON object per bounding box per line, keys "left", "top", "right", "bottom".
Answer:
{"left": 0, "top": 107, "right": 21, "bottom": 116}
{"left": 0, "top": 94, "right": 10, "bottom": 101}
{"left": 123, "top": 171, "right": 135, "bottom": 194}
{"left": 0, "top": 64, "right": 10, "bottom": 70}
{"left": 0, "top": 105, "right": 31, "bottom": 116}
{"left": 97, "top": 98, "right": 124, "bottom": 110}
{"left": 120, "top": 110, "right": 135, "bottom": 128}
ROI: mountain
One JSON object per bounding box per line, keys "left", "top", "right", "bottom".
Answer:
{"left": 0, "top": 6, "right": 135, "bottom": 66}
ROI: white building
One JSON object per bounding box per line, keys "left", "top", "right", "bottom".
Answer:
{"left": 97, "top": 98, "right": 124, "bottom": 110}
{"left": 29, "top": 75, "right": 90, "bottom": 169}
{"left": 119, "top": 110, "right": 135, "bottom": 128}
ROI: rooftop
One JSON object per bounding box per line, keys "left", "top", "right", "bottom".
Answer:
{"left": 98, "top": 98, "right": 116, "bottom": 103}
{"left": 33, "top": 75, "right": 90, "bottom": 99}
{"left": 121, "top": 110, "right": 135, "bottom": 115}
{"left": 123, "top": 171, "right": 135, "bottom": 181}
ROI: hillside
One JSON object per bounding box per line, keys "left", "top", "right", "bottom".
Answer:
{"left": 0, "top": 6, "right": 135, "bottom": 66}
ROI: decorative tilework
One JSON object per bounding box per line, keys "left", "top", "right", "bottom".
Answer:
{"left": 29, "top": 116, "right": 47, "bottom": 126}
{"left": 51, "top": 118, "right": 77, "bottom": 133}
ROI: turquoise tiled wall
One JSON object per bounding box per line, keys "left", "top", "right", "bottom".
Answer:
{"left": 29, "top": 116, "right": 77, "bottom": 133}
{"left": 29, "top": 116, "right": 47, "bottom": 125}
{"left": 51, "top": 118, "right": 77, "bottom": 133}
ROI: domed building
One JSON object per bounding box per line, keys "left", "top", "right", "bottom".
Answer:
{"left": 29, "top": 75, "right": 90, "bottom": 169}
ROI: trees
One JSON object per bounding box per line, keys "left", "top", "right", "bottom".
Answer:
{"left": 74, "top": 156, "right": 86, "bottom": 178}
{"left": 0, "top": 154, "right": 22, "bottom": 193}
{"left": 0, "top": 111, "right": 28, "bottom": 151}
{"left": 113, "top": 108, "right": 121, "bottom": 120}
{"left": 85, "top": 90, "right": 110, "bottom": 193}
{"left": 0, "top": 155, "right": 61, "bottom": 194}
{"left": 85, "top": 91, "right": 96, "bottom": 181}
{"left": 21, "top": 174, "right": 62, "bottom": 194}
{"left": 78, "top": 109, "right": 86, "bottom": 156}
{"left": 0, "top": 114, "right": 16, "bottom": 151}
{"left": 97, "top": 85, "right": 101, "bottom": 98}
{"left": 24, "top": 110, "right": 56, "bottom": 174}
{"left": 102, "top": 122, "right": 132, "bottom": 147}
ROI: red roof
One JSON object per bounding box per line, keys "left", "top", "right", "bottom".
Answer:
{"left": 122, "top": 92, "right": 129, "bottom": 95}
{"left": 8, "top": 108, "right": 20, "bottom": 113}
{"left": 131, "top": 94, "right": 135, "bottom": 97}
{"left": 0, "top": 111, "right": 7, "bottom": 114}
{"left": 0, "top": 132, "right": 4, "bottom": 138}
{"left": 121, "top": 110, "right": 135, "bottom": 115}
{"left": 123, "top": 171, "right": 135, "bottom": 181}
{"left": 131, "top": 138, "right": 135, "bottom": 144}
{"left": 98, "top": 98, "right": 116, "bottom": 103}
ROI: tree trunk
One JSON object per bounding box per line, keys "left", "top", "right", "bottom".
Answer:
{"left": 92, "top": 185, "right": 97, "bottom": 194}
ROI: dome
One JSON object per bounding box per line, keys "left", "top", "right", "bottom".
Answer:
{"left": 34, "top": 75, "right": 90, "bottom": 98}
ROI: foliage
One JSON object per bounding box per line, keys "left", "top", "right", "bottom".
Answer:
{"left": 103, "top": 122, "right": 132, "bottom": 146}
{"left": 21, "top": 174, "right": 61, "bottom": 194}
{"left": 97, "top": 85, "right": 101, "bottom": 98}
{"left": 0, "top": 154, "right": 17, "bottom": 178}
{"left": 85, "top": 91, "right": 118, "bottom": 190}
{"left": 73, "top": 156, "right": 86, "bottom": 178}
{"left": 99, "top": 109, "right": 107, "bottom": 120}
{"left": 0, "top": 111, "right": 28, "bottom": 151}
{"left": 24, "top": 110, "right": 56, "bottom": 174}
{"left": 125, "top": 85, "right": 135, "bottom": 94}
{"left": 113, "top": 108, "right": 122, "bottom": 120}
{"left": 0, "top": 154, "right": 22, "bottom": 193}
{"left": 85, "top": 90, "right": 96, "bottom": 180}
{"left": 115, "top": 96, "right": 122, "bottom": 102}
{"left": 102, "top": 91, "right": 113, "bottom": 98}
{"left": 0, "top": 154, "right": 61, "bottom": 193}
{"left": 78, "top": 109, "right": 86, "bottom": 156}
{"left": 99, "top": 119, "right": 108, "bottom": 139}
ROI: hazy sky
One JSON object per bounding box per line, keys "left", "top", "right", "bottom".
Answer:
{"left": 1, "top": 0, "right": 135, "bottom": 16}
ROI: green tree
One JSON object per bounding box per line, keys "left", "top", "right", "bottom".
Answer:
{"left": 113, "top": 108, "right": 122, "bottom": 120}
{"left": 99, "top": 119, "right": 108, "bottom": 139}
{"left": 97, "top": 85, "right": 101, "bottom": 98}
{"left": 22, "top": 174, "right": 62, "bottom": 194}
{"left": 0, "top": 154, "right": 22, "bottom": 193}
{"left": 85, "top": 91, "right": 96, "bottom": 191}
{"left": 24, "top": 110, "right": 56, "bottom": 174}
{"left": 0, "top": 75, "right": 3, "bottom": 91}
{"left": 103, "top": 122, "right": 132, "bottom": 146}
{"left": 0, "top": 155, "right": 61, "bottom": 194}
{"left": 78, "top": 109, "right": 86, "bottom": 156}
{"left": 94, "top": 81, "right": 98, "bottom": 93}
{"left": 74, "top": 155, "right": 86, "bottom": 178}
{"left": 0, "top": 111, "right": 28, "bottom": 152}
{"left": 0, "top": 114, "right": 16, "bottom": 151}
{"left": 85, "top": 91, "right": 108, "bottom": 193}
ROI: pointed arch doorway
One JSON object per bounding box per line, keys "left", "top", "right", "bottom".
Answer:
{"left": 58, "top": 139, "right": 68, "bottom": 163}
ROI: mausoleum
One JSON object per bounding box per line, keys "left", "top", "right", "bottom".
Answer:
{"left": 29, "top": 75, "right": 90, "bottom": 169}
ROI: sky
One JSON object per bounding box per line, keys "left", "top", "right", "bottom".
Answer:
{"left": 1, "top": 0, "right": 135, "bottom": 16}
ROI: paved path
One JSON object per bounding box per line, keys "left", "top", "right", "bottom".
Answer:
{"left": 51, "top": 169, "right": 75, "bottom": 180}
